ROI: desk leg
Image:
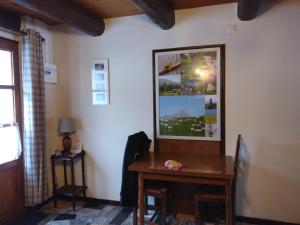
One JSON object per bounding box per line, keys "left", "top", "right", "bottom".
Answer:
{"left": 226, "top": 181, "right": 233, "bottom": 225}
{"left": 138, "top": 173, "right": 144, "bottom": 225}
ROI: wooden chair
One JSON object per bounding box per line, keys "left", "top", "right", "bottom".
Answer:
{"left": 121, "top": 132, "right": 171, "bottom": 225}
{"left": 193, "top": 134, "right": 241, "bottom": 225}
{"left": 132, "top": 184, "right": 171, "bottom": 225}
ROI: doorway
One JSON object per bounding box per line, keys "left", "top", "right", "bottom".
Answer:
{"left": 0, "top": 37, "right": 24, "bottom": 224}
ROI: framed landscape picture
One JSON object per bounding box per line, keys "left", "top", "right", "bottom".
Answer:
{"left": 153, "top": 45, "right": 225, "bottom": 141}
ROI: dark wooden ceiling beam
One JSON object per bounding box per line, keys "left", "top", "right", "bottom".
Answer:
{"left": 0, "top": 9, "right": 21, "bottom": 34}
{"left": 132, "top": 0, "right": 175, "bottom": 30}
{"left": 11, "top": 0, "right": 105, "bottom": 36}
{"left": 237, "top": 0, "right": 262, "bottom": 21}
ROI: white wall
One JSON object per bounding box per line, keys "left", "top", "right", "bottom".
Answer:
{"left": 51, "top": 1, "right": 300, "bottom": 223}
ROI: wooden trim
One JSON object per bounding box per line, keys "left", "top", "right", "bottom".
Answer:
{"left": 0, "top": 35, "right": 20, "bottom": 44}
{"left": 153, "top": 44, "right": 225, "bottom": 53}
{"left": 144, "top": 173, "right": 229, "bottom": 185}
{"left": 152, "top": 49, "right": 158, "bottom": 153}
{"left": 38, "top": 196, "right": 121, "bottom": 209}
{"left": 0, "top": 36, "right": 19, "bottom": 47}
{"left": 84, "top": 197, "right": 120, "bottom": 206}
{"left": 0, "top": 159, "right": 19, "bottom": 171}
{"left": 220, "top": 44, "right": 225, "bottom": 155}
{"left": 26, "top": 197, "right": 54, "bottom": 210}
{"left": 236, "top": 215, "right": 300, "bottom": 225}
{"left": 138, "top": 172, "right": 145, "bottom": 225}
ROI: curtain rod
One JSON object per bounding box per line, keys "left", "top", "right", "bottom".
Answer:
{"left": 23, "top": 30, "right": 45, "bottom": 42}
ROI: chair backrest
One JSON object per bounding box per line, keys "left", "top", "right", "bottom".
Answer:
{"left": 120, "top": 131, "right": 151, "bottom": 207}
{"left": 234, "top": 134, "right": 242, "bottom": 178}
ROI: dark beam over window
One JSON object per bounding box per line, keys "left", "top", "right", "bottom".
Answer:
{"left": 12, "top": 0, "right": 105, "bottom": 36}
{"left": 0, "top": 9, "right": 21, "bottom": 33}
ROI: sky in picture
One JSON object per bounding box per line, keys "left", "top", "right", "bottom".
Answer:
{"left": 159, "top": 95, "right": 205, "bottom": 117}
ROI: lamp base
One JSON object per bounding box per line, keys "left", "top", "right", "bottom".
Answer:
{"left": 62, "top": 135, "right": 72, "bottom": 154}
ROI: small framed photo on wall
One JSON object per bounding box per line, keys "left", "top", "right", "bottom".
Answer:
{"left": 91, "top": 58, "right": 110, "bottom": 105}
{"left": 92, "top": 91, "right": 109, "bottom": 105}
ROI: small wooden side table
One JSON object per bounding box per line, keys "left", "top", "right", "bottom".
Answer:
{"left": 51, "top": 150, "right": 87, "bottom": 210}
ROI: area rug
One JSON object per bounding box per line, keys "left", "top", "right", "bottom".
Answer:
{"left": 5, "top": 202, "right": 222, "bottom": 225}
{"left": 38, "top": 202, "right": 198, "bottom": 225}
{"left": 39, "top": 203, "right": 158, "bottom": 225}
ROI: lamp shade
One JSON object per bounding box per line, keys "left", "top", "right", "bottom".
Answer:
{"left": 57, "top": 118, "right": 76, "bottom": 134}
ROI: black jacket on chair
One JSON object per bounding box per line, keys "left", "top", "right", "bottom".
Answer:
{"left": 120, "top": 131, "right": 151, "bottom": 207}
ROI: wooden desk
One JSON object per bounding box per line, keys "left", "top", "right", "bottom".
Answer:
{"left": 128, "top": 152, "right": 234, "bottom": 225}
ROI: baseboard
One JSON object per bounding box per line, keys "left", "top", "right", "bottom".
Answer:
{"left": 236, "top": 215, "right": 300, "bottom": 225}
{"left": 40, "top": 195, "right": 121, "bottom": 208}
{"left": 84, "top": 197, "right": 120, "bottom": 206}
{"left": 26, "top": 197, "right": 54, "bottom": 210}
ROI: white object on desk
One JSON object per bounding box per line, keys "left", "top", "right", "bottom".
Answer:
{"left": 71, "top": 142, "right": 82, "bottom": 154}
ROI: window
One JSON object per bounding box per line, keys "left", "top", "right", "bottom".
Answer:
{"left": 0, "top": 37, "right": 22, "bottom": 165}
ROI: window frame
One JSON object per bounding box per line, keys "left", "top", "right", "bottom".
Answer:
{"left": 0, "top": 37, "right": 22, "bottom": 167}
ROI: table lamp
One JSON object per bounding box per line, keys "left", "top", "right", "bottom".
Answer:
{"left": 57, "top": 117, "right": 76, "bottom": 154}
